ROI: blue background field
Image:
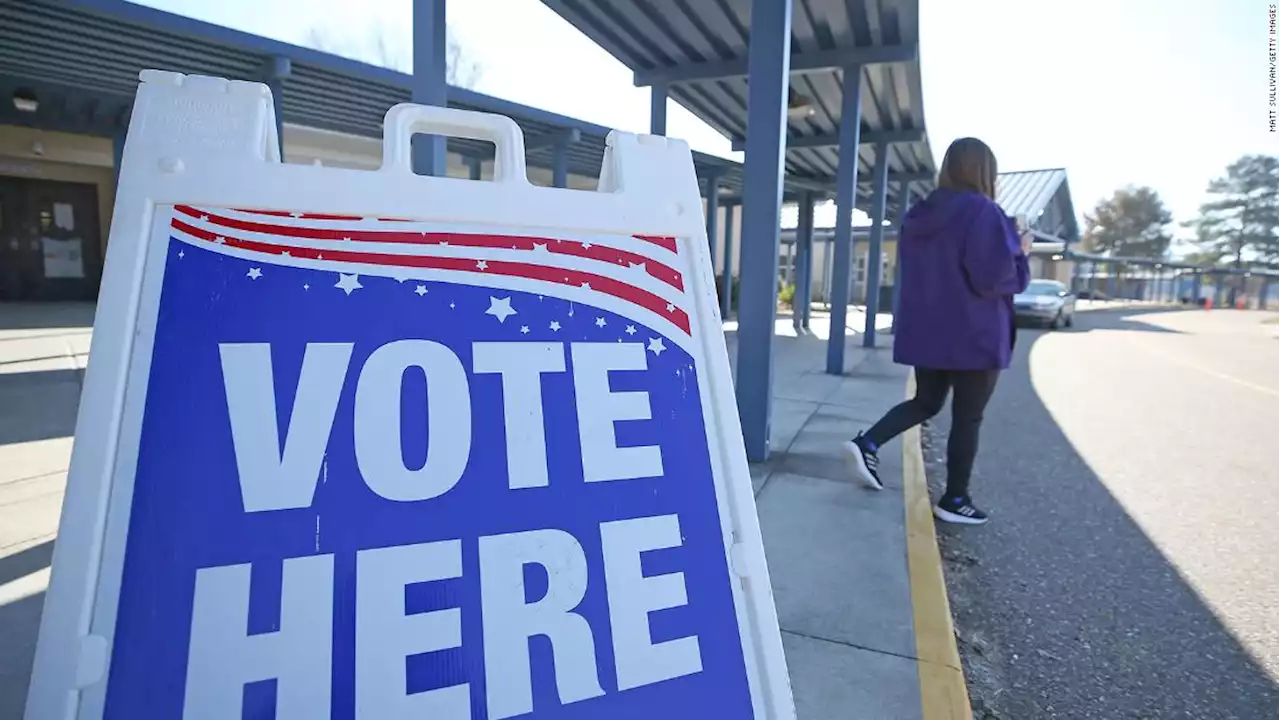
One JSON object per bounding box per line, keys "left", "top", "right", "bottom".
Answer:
{"left": 102, "top": 239, "right": 754, "bottom": 719}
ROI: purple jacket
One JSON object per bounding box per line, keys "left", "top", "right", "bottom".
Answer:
{"left": 892, "top": 188, "right": 1031, "bottom": 371}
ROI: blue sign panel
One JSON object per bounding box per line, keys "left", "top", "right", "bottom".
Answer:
{"left": 101, "top": 211, "right": 755, "bottom": 719}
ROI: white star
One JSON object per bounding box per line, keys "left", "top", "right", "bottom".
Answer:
{"left": 317, "top": 253, "right": 324, "bottom": 259}
{"left": 520, "top": 325, "right": 530, "bottom": 334}
{"left": 532, "top": 243, "right": 549, "bottom": 253}
{"left": 290, "top": 211, "right": 303, "bottom": 218}
{"left": 415, "top": 284, "right": 427, "bottom": 296}
{"left": 666, "top": 302, "right": 676, "bottom": 313}
{"left": 486, "top": 296, "right": 517, "bottom": 323}
{"left": 335, "top": 273, "right": 363, "bottom": 295}
{"left": 625, "top": 325, "right": 637, "bottom": 335}
{"left": 342, "top": 236, "right": 352, "bottom": 242}
{"left": 303, "top": 283, "right": 310, "bottom": 290}
{"left": 247, "top": 267, "right": 263, "bottom": 280}
{"left": 280, "top": 250, "right": 291, "bottom": 257}
{"left": 647, "top": 337, "right": 666, "bottom": 356}
{"left": 549, "top": 320, "right": 561, "bottom": 331}
{"left": 200, "top": 214, "right": 209, "bottom": 221}
{"left": 450, "top": 302, "right": 456, "bottom": 309}
{"left": 177, "top": 250, "right": 185, "bottom": 258}
{"left": 582, "top": 241, "right": 593, "bottom": 250}
{"left": 595, "top": 317, "right": 607, "bottom": 328}
{"left": 580, "top": 282, "right": 592, "bottom": 291}
{"left": 476, "top": 260, "right": 489, "bottom": 270}
{"left": 440, "top": 240, "right": 450, "bottom": 247}
{"left": 629, "top": 261, "right": 646, "bottom": 272}
{"left": 215, "top": 236, "right": 226, "bottom": 245}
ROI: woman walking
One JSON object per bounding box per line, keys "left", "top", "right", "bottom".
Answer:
{"left": 843, "top": 137, "right": 1031, "bottom": 525}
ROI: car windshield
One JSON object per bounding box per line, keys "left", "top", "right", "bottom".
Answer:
{"left": 1023, "top": 282, "right": 1063, "bottom": 296}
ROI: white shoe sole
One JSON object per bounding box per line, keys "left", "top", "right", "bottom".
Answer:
{"left": 841, "top": 441, "right": 883, "bottom": 490}
{"left": 932, "top": 504, "right": 989, "bottom": 525}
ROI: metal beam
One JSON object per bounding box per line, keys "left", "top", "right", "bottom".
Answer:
{"left": 721, "top": 204, "right": 737, "bottom": 320}
{"left": 863, "top": 143, "right": 891, "bottom": 347}
{"left": 411, "top": 0, "right": 447, "bottom": 177}
{"left": 730, "top": 127, "right": 924, "bottom": 153}
{"left": 889, "top": 181, "right": 908, "bottom": 334}
{"left": 112, "top": 130, "right": 125, "bottom": 186}
{"left": 635, "top": 43, "right": 917, "bottom": 87}
{"left": 773, "top": 171, "right": 933, "bottom": 198}
{"left": 650, "top": 83, "right": 668, "bottom": 135}
{"left": 705, "top": 168, "right": 723, "bottom": 268}
{"left": 735, "top": 0, "right": 792, "bottom": 462}
{"left": 825, "top": 65, "right": 863, "bottom": 375}
{"left": 794, "top": 192, "right": 816, "bottom": 331}
{"left": 551, "top": 129, "right": 581, "bottom": 188}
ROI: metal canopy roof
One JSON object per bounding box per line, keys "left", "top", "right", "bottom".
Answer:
{"left": 0, "top": 0, "right": 823, "bottom": 200}
{"left": 539, "top": 0, "right": 937, "bottom": 214}
{"left": 996, "top": 169, "right": 1081, "bottom": 244}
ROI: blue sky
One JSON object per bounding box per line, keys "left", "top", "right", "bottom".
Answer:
{"left": 139, "top": 0, "right": 1275, "bottom": 247}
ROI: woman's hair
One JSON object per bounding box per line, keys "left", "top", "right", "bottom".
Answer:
{"left": 937, "top": 137, "right": 998, "bottom": 200}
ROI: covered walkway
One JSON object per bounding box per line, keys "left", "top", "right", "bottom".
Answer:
{"left": 542, "top": 0, "right": 936, "bottom": 460}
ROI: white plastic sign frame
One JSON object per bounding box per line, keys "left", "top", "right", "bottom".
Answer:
{"left": 26, "top": 70, "right": 793, "bottom": 720}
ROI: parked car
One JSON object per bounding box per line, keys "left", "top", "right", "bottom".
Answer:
{"left": 1013, "top": 279, "right": 1076, "bottom": 329}
{"left": 1075, "top": 288, "right": 1108, "bottom": 300}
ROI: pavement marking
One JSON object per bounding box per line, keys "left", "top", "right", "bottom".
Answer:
{"left": 1128, "top": 337, "right": 1279, "bottom": 397}
{"left": 902, "top": 373, "right": 973, "bottom": 720}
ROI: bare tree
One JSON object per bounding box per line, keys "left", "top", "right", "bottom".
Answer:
{"left": 305, "top": 23, "right": 481, "bottom": 88}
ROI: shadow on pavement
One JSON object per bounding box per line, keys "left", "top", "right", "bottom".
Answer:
{"left": 0, "top": 541, "right": 53, "bottom": 588}
{"left": 0, "top": 591, "right": 45, "bottom": 719}
{"left": 0, "top": 369, "right": 81, "bottom": 447}
{"left": 1066, "top": 304, "right": 1200, "bottom": 334}
{"left": 0, "top": 303, "right": 95, "bottom": 331}
{"left": 929, "top": 307, "right": 1277, "bottom": 719}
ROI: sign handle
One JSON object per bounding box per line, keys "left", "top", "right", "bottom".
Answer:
{"left": 380, "top": 104, "right": 529, "bottom": 185}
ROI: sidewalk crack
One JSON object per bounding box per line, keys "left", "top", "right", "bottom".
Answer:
{"left": 781, "top": 628, "right": 921, "bottom": 663}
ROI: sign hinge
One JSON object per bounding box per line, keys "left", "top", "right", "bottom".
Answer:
{"left": 75, "top": 634, "right": 109, "bottom": 689}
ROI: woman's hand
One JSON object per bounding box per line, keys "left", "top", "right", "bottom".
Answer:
{"left": 1013, "top": 214, "right": 1033, "bottom": 254}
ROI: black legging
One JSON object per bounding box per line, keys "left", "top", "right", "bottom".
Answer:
{"left": 864, "top": 368, "right": 1000, "bottom": 500}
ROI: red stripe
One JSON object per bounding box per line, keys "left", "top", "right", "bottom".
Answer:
{"left": 633, "top": 234, "right": 678, "bottom": 252}
{"left": 177, "top": 206, "right": 684, "bottom": 292}
{"left": 171, "top": 218, "right": 690, "bottom": 334}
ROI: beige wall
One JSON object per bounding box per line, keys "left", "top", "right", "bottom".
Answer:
{"left": 800, "top": 234, "right": 900, "bottom": 303}
{"left": 1029, "top": 255, "right": 1075, "bottom": 284}
{"left": 0, "top": 125, "right": 116, "bottom": 252}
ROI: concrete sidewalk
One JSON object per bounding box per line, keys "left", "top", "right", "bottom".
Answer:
{"left": 0, "top": 303, "right": 963, "bottom": 719}
{"left": 725, "top": 315, "right": 961, "bottom": 719}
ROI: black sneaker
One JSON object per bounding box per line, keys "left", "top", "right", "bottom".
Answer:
{"left": 842, "top": 433, "right": 883, "bottom": 490}
{"left": 933, "top": 496, "right": 989, "bottom": 525}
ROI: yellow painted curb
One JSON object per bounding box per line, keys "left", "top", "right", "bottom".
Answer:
{"left": 902, "top": 373, "right": 973, "bottom": 720}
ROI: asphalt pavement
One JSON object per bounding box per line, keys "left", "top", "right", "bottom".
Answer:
{"left": 925, "top": 306, "right": 1279, "bottom": 719}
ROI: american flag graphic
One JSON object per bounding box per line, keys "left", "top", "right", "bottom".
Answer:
{"left": 167, "top": 205, "right": 695, "bottom": 345}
